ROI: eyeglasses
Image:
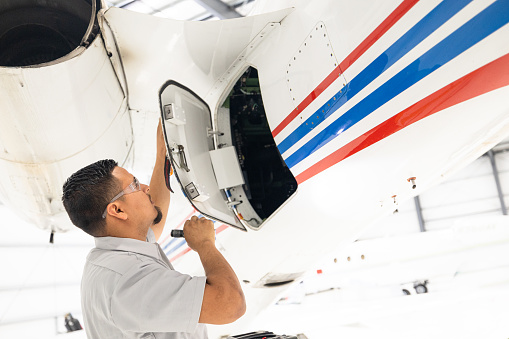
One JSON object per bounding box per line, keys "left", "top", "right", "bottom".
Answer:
{"left": 102, "top": 177, "right": 141, "bottom": 218}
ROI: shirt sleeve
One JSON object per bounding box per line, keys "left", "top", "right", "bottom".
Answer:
{"left": 110, "top": 261, "right": 206, "bottom": 333}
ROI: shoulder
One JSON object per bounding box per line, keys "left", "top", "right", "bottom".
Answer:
{"left": 85, "top": 248, "right": 153, "bottom": 276}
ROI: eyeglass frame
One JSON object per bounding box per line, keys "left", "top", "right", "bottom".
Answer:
{"left": 102, "top": 177, "right": 141, "bottom": 219}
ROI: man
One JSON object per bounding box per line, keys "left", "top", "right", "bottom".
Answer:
{"left": 61, "top": 122, "right": 246, "bottom": 338}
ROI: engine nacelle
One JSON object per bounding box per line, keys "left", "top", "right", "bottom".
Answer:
{"left": 0, "top": 0, "right": 132, "bottom": 231}
{"left": 0, "top": 0, "right": 102, "bottom": 67}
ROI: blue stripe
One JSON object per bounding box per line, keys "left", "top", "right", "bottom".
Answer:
{"left": 164, "top": 239, "right": 187, "bottom": 256}
{"left": 162, "top": 237, "right": 181, "bottom": 251}
{"left": 285, "top": 0, "right": 509, "bottom": 168}
{"left": 278, "top": 0, "right": 473, "bottom": 156}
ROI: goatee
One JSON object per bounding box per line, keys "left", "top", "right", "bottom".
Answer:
{"left": 153, "top": 206, "right": 163, "bottom": 224}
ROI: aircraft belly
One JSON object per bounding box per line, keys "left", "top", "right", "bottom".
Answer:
{"left": 218, "top": 86, "right": 509, "bottom": 285}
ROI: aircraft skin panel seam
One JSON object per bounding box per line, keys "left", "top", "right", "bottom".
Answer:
{"left": 271, "top": 0, "right": 420, "bottom": 137}
{"left": 281, "top": 0, "right": 509, "bottom": 170}
{"left": 276, "top": 0, "right": 473, "bottom": 156}
{"left": 279, "top": 0, "right": 475, "bottom": 164}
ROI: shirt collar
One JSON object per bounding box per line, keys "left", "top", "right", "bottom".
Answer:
{"left": 94, "top": 235, "right": 162, "bottom": 261}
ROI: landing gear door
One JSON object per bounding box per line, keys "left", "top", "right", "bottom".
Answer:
{"left": 160, "top": 82, "right": 246, "bottom": 231}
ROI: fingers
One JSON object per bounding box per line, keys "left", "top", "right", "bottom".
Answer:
{"left": 183, "top": 216, "right": 215, "bottom": 252}
{"left": 189, "top": 215, "right": 208, "bottom": 223}
{"left": 186, "top": 215, "right": 211, "bottom": 227}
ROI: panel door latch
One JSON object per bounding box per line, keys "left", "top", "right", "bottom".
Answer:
{"left": 171, "top": 144, "right": 190, "bottom": 172}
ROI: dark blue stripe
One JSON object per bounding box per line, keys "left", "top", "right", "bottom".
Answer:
{"left": 162, "top": 238, "right": 178, "bottom": 251}
{"left": 164, "top": 239, "right": 187, "bottom": 256}
{"left": 278, "top": 0, "right": 473, "bottom": 155}
{"left": 285, "top": 0, "right": 509, "bottom": 168}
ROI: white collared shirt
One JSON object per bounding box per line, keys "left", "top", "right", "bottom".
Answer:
{"left": 81, "top": 228, "right": 208, "bottom": 339}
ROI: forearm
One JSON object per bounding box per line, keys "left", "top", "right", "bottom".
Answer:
{"left": 199, "top": 244, "right": 243, "bottom": 292}
{"left": 185, "top": 216, "right": 245, "bottom": 324}
{"left": 198, "top": 243, "right": 246, "bottom": 323}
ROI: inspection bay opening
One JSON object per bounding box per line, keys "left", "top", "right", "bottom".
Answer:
{"left": 217, "top": 67, "right": 297, "bottom": 228}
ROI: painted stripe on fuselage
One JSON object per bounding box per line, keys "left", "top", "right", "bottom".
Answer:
{"left": 164, "top": 239, "right": 187, "bottom": 256}
{"left": 169, "top": 224, "right": 229, "bottom": 263}
{"left": 296, "top": 52, "right": 509, "bottom": 183}
{"left": 286, "top": 0, "right": 509, "bottom": 169}
{"left": 277, "top": 0, "right": 473, "bottom": 155}
{"left": 159, "top": 210, "right": 195, "bottom": 246}
{"left": 271, "top": 0, "right": 419, "bottom": 137}
{"left": 160, "top": 210, "right": 195, "bottom": 251}
{"left": 162, "top": 212, "right": 205, "bottom": 256}
{"left": 161, "top": 212, "right": 231, "bottom": 261}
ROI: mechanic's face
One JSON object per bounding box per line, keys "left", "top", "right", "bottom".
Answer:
{"left": 111, "top": 167, "right": 162, "bottom": 226}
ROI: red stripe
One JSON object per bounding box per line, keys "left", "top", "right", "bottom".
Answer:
{"left": 339, "top": 0, "right": 419, "bottom": 71}
{"left": 169, "top": 223, "right": 230, "bottom": 262}
{"left": 169, "top": 247, "right": 192, "bottom": 262}
{"left": 296, "top": 53, "right": 509, "bottom": 184}
{"left": 215, "top": 224, "right": 229, "bottom": 233}
{"left": 272, "top": 0, "right": 419, "bottom": 137}
{"left": 272, "top": 67, "right": 342, "bottom": 137}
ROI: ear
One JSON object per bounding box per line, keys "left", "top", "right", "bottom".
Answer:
{"left": 106, "top": 202, "right": 128, "bottom": 221}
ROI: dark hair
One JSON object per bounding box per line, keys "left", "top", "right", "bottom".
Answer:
{"left": 62, "top": 159, "right": 119, "bottom": 236}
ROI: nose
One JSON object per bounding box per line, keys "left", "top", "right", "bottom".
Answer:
{"left": 141, "top": 184, "right": 150, "bottom": 193}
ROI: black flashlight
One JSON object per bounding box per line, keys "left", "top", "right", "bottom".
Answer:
{"left": 171, "top": 229, "right": 184, "bottom": 238}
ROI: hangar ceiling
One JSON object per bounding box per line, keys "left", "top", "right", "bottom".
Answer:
{"left": 107, "top": 0, "right": 255, "bottom": 20}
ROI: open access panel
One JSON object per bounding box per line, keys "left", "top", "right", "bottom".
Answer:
{"left": 160, "top": 68, "right": 297, "bottom": 230}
